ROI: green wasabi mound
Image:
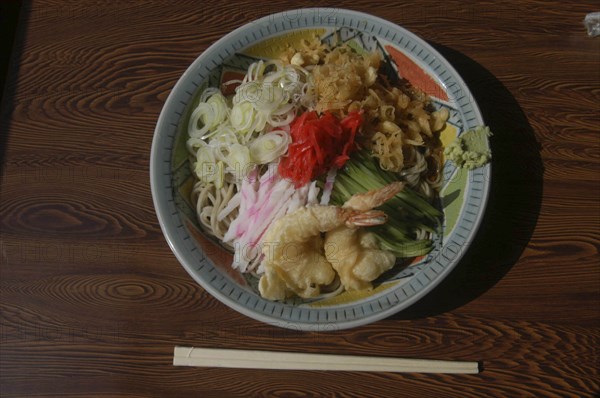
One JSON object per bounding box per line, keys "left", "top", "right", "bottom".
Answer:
{"left": 444, "top": 126, "right": 492, "bottom": 169}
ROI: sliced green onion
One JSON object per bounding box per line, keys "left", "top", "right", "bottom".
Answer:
{"left": 249, "top": 130, "right": 290, "bottom": 164}
{"left": 227, "top": 143, "right": 252, "bottom": 181}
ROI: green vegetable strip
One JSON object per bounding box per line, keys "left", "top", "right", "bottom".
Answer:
{"left": 377, "top": 235, "right": 432, "bottom": 258}
{"left": 347, "top": 152, "right": 441, "bottom": 220}
{"left": 331, "top": 151, "right": 442, "bottom": 258}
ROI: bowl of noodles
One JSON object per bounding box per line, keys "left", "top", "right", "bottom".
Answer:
{"left": 150, "top": 8, "right": 491, "bottom": 330}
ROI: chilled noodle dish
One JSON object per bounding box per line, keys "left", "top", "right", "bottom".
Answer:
{"left": 185, "top": 36, "right": 484, "bottom": 301}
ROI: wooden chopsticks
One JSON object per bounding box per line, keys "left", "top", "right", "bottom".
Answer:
{"left": 173, "top": 346, "right": 480, "bottom": 374}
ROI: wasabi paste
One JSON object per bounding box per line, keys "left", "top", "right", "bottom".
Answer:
{"left": 444, "top": 126, "right": 492, "bottom": 169}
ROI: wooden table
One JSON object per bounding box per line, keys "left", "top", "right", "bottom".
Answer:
{"left": 1, "top": 1, "right": 598, "bottom": 396}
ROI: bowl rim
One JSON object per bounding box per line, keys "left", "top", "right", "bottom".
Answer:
{"left": 150, "top": 7, "right": 491, "bottom": 331}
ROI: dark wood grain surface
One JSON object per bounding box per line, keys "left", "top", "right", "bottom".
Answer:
{"left": 1, "top": 1, "right": 599, "bottom": 397}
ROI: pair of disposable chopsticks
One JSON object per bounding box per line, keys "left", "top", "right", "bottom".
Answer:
{"left": 173, "top": 346, "right": 480, "bottom": 374}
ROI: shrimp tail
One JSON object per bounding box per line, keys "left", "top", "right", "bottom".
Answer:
{"left": 346, "top": 210, "right": 387, "bottom": 228}
{"left": 343, "top": 181, "right": 405, "bottom": 211}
